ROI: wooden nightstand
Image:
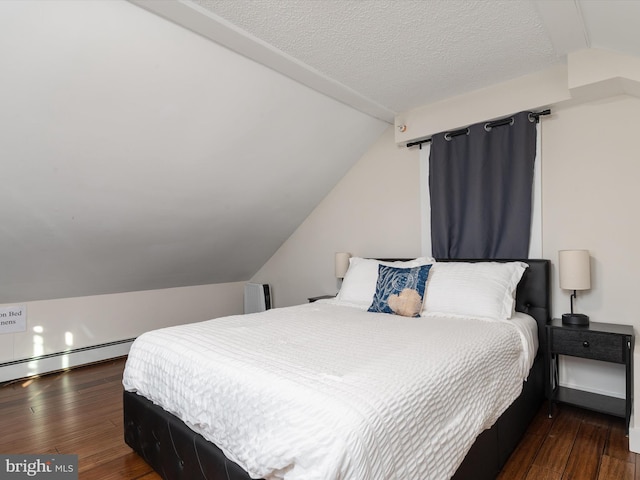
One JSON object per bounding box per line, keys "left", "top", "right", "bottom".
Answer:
{"left": 307, "top": 295, "right": 336, "bottom": 303}
{"left": 546, "top": 319, "right": 634, "bottom": 432}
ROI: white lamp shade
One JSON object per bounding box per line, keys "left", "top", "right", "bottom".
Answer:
{"left": 335, "top": 252, "right": 351, "bottom": 278}
{"left": 559, "top": 250, "right": 591, "bottom": 291}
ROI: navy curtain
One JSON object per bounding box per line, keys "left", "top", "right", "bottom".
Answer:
{"left": 429, "top": 111, "right": 537, "bottom": 259}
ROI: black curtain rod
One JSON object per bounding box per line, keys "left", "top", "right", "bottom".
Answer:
{"left": 405, "top": 109, "right": 551, "bottom": 149}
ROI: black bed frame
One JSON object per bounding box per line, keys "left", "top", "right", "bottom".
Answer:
{"left": 124, "top": 259, "right": 550, "bottom": 480}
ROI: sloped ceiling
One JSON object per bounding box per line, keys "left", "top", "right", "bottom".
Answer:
{"left": 1, "top": 0, "right": 638, "bottom": 303}
{"left": 0, "top": 0, "right": 386, "bottom": 302}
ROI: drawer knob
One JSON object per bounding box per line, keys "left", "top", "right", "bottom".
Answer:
{"left": 583, "top": 341, "right": 590, "bottom": 348}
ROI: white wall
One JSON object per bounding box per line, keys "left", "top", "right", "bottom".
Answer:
{"left": 251, "top": 127, "right": 419, "bottom": 307}
{"left": 542, "top": 95, "right": 640, "bottom": 323}
{"left": 253, "top": 80, "right": 640, "bottom": 442}
{"left": 0, "top": 281, "right": 244, "bottom": 377}
{"left": 541, "top": 95, "right": 640, "bottom": 401}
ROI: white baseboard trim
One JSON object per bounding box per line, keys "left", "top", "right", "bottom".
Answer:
{"left": 629, "top": 411, "right": 639, "bottom": 453}
{"left": 0, "top": 338, "right": 135, "bottom": 383}
{"left": 629, "top": 427, "right": 640, "bottom": 453}
{"left": 558, "top": 380, "right": 625, "bottom": 400}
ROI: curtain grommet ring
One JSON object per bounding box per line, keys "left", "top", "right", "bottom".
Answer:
{"left": 485, "top": 117, "right": 514, "bottom": 131}
{"left": 444, "top": 128, "right": 469, "bottom": 141}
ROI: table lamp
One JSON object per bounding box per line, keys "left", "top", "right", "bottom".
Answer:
{"left": 335, "top": 252, "right": 351, "bottom": 279}
{"left": 558, "top": 249, "right": 591, "bottom": 325}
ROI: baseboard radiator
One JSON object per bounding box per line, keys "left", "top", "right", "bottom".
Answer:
{"left": 0, "top": 338, "right": 135, "bottom": 383}
{"left": 244, "top": 283, "right": 272, "bottom": 314}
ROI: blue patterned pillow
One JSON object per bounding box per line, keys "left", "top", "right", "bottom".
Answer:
{"left": 368, "top": 264, "right": 432, "bottom": 317}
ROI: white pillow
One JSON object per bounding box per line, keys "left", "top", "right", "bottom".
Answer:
{"left": 337, "top": 257, "right": 435, "bottom": 307}
{"left": 421, "top": 261, "right": 528, "bottom": 319}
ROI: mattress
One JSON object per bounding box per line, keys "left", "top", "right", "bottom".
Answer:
{"left": 123, "top": 301, "right": 537, "bottom": 480}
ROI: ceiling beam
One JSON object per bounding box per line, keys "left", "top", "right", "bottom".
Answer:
{"left": 128, "top": 0, "right": 395, "bottom": 124}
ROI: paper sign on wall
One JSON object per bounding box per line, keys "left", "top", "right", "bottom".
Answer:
{"left": 0, "top": 305, "right": 26, "bottom": 334}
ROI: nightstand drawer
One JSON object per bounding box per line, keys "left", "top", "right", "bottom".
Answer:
{"left": 550, "top": 329, "right": 624, "bottom": 363}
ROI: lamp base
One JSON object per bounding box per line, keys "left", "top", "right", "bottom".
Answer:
{"left": 562, "top": 313, "right": 590, "bottom": 326}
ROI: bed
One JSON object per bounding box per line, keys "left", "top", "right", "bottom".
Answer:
{"left": 123, "top": 258, "right": 550, "bottom": 480}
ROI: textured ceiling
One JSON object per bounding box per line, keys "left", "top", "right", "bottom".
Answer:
{"left": 130, "top": 1, "right": 640, "bottom": 121}
{"left": 193, "top": 0, "right": 559, "bottom": 113}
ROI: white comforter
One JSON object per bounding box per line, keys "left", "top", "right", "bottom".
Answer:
{"left": 123, "top": 301, "right": 537, "bottom": 480}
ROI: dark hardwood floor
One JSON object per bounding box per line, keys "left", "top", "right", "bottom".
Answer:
{"left": 0, "top": 358, "right": 637, "bottom": 479}
{"left": 498, "top": 400, "right": 638, "bottom": 480}
{"left": 0, "top": 358, "right": 159, "bottom": 480}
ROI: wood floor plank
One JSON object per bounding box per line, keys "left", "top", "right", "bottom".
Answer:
{"left": 524, "top": 465, "right": 563, "bottom": 480}
{"left": 134, "top": 473, "right": 162, "bottom": 480}
{"left": 532, "top": 406, "right": 583, "bottom": 473}
{"left": 580, "top": 408, "right": 616, "bottom": 429}
{"left": 77, "top": 452, "right": 159, "bottom": 480}
{"left": 78, "top": 443, "right": 140, "bottom": 473}
{"left": 562, "top": 421, "right": 609, "bottom": 479}
{"left": 605, "top": 418, "right": 635, "bottom": 464}
{"left": 526, "top": 406, "right": 555, "bottom": 437}
{"left": 597, "top": 454, "right": 634, "bottom": 480}
{"left": 0, "top": 403, "right": 120, "bottom": 447}
{"left": 497, "top": 432, "right": 545, "bottom": 479}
